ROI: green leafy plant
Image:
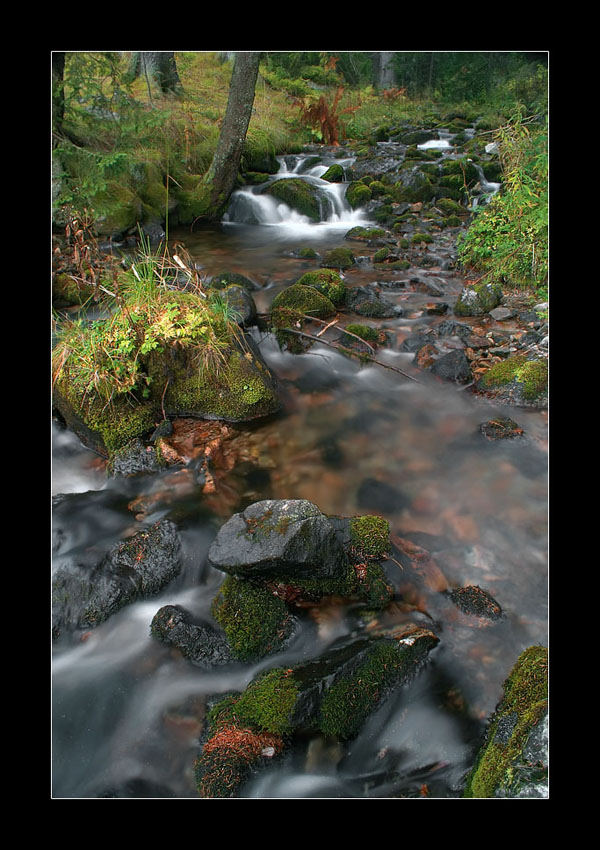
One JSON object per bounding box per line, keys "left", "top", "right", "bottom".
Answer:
{"left": 457, "top": 112, "right": 548, "bottom": 295}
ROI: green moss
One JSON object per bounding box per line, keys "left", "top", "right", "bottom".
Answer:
{"left": 349, "top": 515, "right": 391, "bottom": 560}
{"left": 321, "top": 163, "right": 345, "bottom": 183}
{"left": 372, "top": 247, "right": 390, "bottom": 263}
{"left": 264, "top": 178, "right": 321, "bottom": 221}
{"left": 346, "top": 181, "right": 372, "bottom": 209}
{"left": 343, "top": 324, "right": 379, "bottom": 344}
{"left": 411, "top": 232, "right": 434, "bottom": 244}
{"left": 216, "top": 668, "right": 300, "bottom": 736}
{"left": 321, "top": 247, "right": 355, "bottom": 272}
{"left": 345, "top": 226, "right": 386, "bottom": 241}
{"left": 318, "top": 640, "right": 406, "bottom": 739}
{"left": 463, "top": 646, "right": 548, "bottom": 798}
{"left": 436, "top": 198, "right": 464, "bottom": 216}
{"left": 479, "top": 355, "right": 548, "bottom": 401}
{"left": 270, "top": 283, "right": 337, "bottom": 327}
{"left": 211, "top": 576, "right": 294, "bottom": 662}
{"left": 152, "top": 347, "right": 278, "bottom": 422}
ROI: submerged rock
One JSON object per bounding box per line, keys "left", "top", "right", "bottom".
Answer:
{"left": 449, "top": 584, "right": 503, "bottom": 621}
{"left": 345, "top": 285, "right": 399, "bottom": 318}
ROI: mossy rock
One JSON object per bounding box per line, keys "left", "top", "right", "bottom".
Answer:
{"left": 170, "top": 181, "right": 212, "bottom": 226}
{"left": 411, "top": 232, "right": 434, "bottom": 244}
{"left": 439, "top": 158, "right": 478, "bottom": 182}
{"left": 295, "top": 268, "right": 346, "bottom": 306}
{"left": 436, "top": 198, "right": 465, "bottom": 217}
{"left": 270, "top": 283, "right": 337, "bottom": 329}
{"left": 476, "top": 355, "right": 548, "bottom": 407}
{"left": 92, "top": 180, "right": 143, "bottom": 237}
{"left": 264, "top": 178, "right": 321, "bottom": 221}
{"left": 345, "top": 225, "right": 387, "bottom": 241}
{"left": 321, "top": 163, "right": 345, "bottom": 183}
{"left": 321, "top": 247, "right": 355, "bottom": 272}
{"left": 53, "top": 376, "right": 158, "bottom": 457}
{"left": 454, "top": 281, "right": 504, "bottom": 317}
{"left": 346, "top": 181, "right": 372, "bottom": 209}
{"left": 211, "top": 576, "right": 296, "bottom": 662}
{"left": 463, "top": 646, "right": 548, "bottom": 798}
{"left": 208, "top": 272, "right": 259, "bottom": 292}
{"left": 242, "top": 171, "right": 272, "bottom": 185}
{"left": 146, "top": 338, "right": 280, "bottom": 423}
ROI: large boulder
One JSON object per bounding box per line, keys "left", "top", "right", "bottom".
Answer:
{"left": 264, "top": 178, "right": 321, "bottom": 221}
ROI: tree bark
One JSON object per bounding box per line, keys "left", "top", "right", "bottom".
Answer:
{"left": 127, "top": 51, "right": 183, "bottom": 95}
{"left": 202, "top": 52, "right": 261, "bottom": 219}
{"left": 371, "top": 52, "right": 396, "bottom": 89}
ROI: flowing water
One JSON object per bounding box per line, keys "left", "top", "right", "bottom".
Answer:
{"left": 52, "top": 153, "right": 548, "bottom": 799}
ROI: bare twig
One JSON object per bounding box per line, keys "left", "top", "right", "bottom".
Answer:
{"left": 280, "top": 326, "right": 421, "bottom": 383}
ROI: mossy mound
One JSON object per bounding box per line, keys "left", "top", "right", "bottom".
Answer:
{"left": 346, "top": 181, "right": 372, "bottom": 209}
{"left": 53, "top": 286, "right": 280, "bottom": 457}
{"left": 295, "top": 269, "right": 346, "bottom": 305}
{"left": 454, "top": 281, "right": 504, "bottom": 317}
{"left": 270, "top": 283, "right": 337, "bottom": 337}
{"left": 463, "top": 646, "right": 548, "bottom": 798}
{"left": 321, "top": 247, "right": 355, "bottom": 272}
{"left": 321, "top": 163, "right": 345, "bottom": 182}
{"left": 345, "top": 225, "right": 387, "bottom": 241}
{"left": 264, "top": 178, "right": 321, "bottom": 221}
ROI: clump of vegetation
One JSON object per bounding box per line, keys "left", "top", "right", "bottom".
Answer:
{"left": 478, "top": 354, "right": 548, "bottom": 403}
{"left": 52, "top": 238, "right": 278, "bottom": 453}
{"left": 349, "top": 515, "right": 390, "bottom": 560}
{"left": 457, "top": 111, "right": 548, "bottom": 297}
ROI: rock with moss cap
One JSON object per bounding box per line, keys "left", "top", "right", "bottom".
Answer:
{"left": 463, "top": 645, "right": 548, "bottom": 798}
{"left": 475, "top": 354, "right": 548, "bottom": 408}
{"left": 454, "top": 281, "right": 504, "bottom": 317}
{"left": 294, "top": 269, "right": 347, "bottom": 306}
{"left": 264, "top": 178, "right": 321, "bottom": 221}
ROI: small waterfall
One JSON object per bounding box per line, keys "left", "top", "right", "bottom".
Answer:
{"left": 224, "top": 154, "right": 369, "bottom": 234}
{"left": 471, "top": 163, "right": 501, "bottom": 209}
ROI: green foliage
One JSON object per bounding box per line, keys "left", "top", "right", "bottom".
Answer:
{"left": 457, "top": 112, "right": 548, "bottom": 295}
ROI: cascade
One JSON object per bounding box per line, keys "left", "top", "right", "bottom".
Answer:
{"left": 224, "top": 154, "right": 369, "bottom": 233}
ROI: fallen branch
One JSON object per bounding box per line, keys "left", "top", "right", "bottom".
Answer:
{"left": 280, "top": 326, "right": 421, "bottom": 383}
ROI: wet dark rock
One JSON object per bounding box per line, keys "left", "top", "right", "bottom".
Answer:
{"left": 206, "top": 499, "right": 349, "bottom": 581}
{"left": 356, "top": 477, "right": 410, "bottom": 514}
{"left": 435, "top": 319, "right": 472, "bottom": 341}
{"left": 150, "top": 419, "right": 173, "bottom": 441}
{"left": 52, "top": 519, "right": 182, "bottom": 637}
{"left": 150, "top": 604, "right": 233, "bottom": 667}
{"left": 489, "top": 306, "right": 515, "bottom": 322}
{"left": 400, "top": 332, "right": 434, "bottom": 353}
{"left": 107, "top": 438, "right": 165, "bottom": 477}
{"left": 412, "top": 278, "right": 446, "bottom": 297}
{"left": 430, "top": 349, "right": 473, "bottom": 384}
{"left": 345, "top": 285, "right": 399, "bottom": 318}
{"left": 449, "top": 584, "right": 503, "bottom": 620}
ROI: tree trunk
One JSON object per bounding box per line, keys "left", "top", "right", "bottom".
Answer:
{"left": 127, "top": 51, "right": 183, "bottom": 95}
{"left": 372, "top": 52, "right": 396, "bottom": 89}
{"left": 202, "top": 52, "right": 261, "bottom": 219}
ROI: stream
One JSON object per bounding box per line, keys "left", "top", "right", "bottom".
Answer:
{"left": 52, "top": 150, "right": 548, "bottom": 799}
